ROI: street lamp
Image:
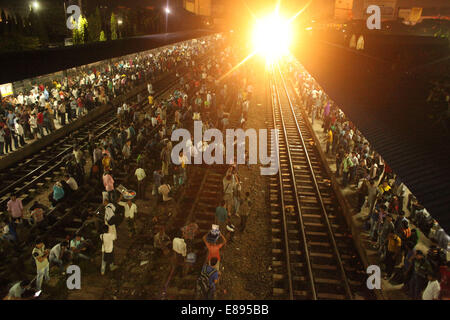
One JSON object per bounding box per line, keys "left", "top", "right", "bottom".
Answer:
{"left": 165, "top": 7, "right": 170, "bottom": 14}
{"left": 31, "top": 1, "right": 39, "bottom": 10}
{"left": 118, "top": 19, "right": 123, "bottom": 38}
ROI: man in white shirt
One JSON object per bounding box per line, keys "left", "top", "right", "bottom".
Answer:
{"left": 100, "top": 226, "right": 118, "bottom": 275}
{"left": 49, "top": 241, "right": 68, "bottom": 273}
{"left": 135, "top": 167, "right": 147, "bottom": 200}
{"left": 118, "top": 194, "right": 138, "bottom": 237}
{"left": 422, "top": 274, "right": 441, "bottom": 300}
{"left": 172, "top": 236, "right": 187, "bottom": 277}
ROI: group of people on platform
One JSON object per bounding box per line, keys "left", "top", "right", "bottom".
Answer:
{"left": 290, "top": 60, "right": 449, "bottom": 300}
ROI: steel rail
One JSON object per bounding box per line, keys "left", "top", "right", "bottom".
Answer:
{"left": 270, "top": 63, "right": 317, "bottom": 299}
{"left": 275, "top": 62, "right": 353, "bottom": 299}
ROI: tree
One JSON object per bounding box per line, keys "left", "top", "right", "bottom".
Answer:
{"left": 111, "top": 13, "right": 117, "bottom": 40}
{"left": 73, "top": 15, "right": 88, "bottom": 45}
{"left": 87, "top": 7, "right": 102, "bottom": 42}
{"left": 99, "top": 30, "right": 106, "bottom": 41}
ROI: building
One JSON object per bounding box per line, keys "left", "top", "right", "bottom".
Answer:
{"left": 335, "top": 0, "right": 450, "bottom": 22}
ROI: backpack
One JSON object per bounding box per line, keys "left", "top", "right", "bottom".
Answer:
{"left": 195, "top": 265, "right": 217, "bottom": 298}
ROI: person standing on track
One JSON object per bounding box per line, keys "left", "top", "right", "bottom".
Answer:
{"left": 239, "top": 192, "right": 252, "bottom": 232}
{"left": 202, "top": 232, "right": 227, "bottom": 272}
{"left": 7, "top": 194, "right": 24, "bottom": 223}
{"left": 103, "top": 170, "right": 115, "bottom": 203}
{"left": 100, "top": 225, "right": 118, "bottom": 275}
{"left": 135, "top": 166, "right": 147, "bottom": 200}
{"left": 117, "top": 194, "right": 138, "bottom": 237}
{"left": 32, "top": 239, "right": 50, "bottom": 291}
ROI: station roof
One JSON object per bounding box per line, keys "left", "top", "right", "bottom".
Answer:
{"left": 0, "top": 30, "right": 214, "bottom": 84}
{"left": 292, "top": 32, "right": 450, "bottom": 233}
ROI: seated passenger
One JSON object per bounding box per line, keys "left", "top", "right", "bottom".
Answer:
{"left": 49, "top": 241, "right": 69, "bottom": 273}
{"left": 49, "top": 182, "right": 65, "bottom": 207}
{"left": 3, "top": 280, "right": 32, "bottom": 300}
{"left": 70, "top": 234, "right": 91, "bottom": 261}
{"left": 0, "top": 220, "right": 17, "bottom": 242}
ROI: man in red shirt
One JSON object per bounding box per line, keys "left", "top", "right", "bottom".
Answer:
{"left": 202, "top": 232, "right": 227, "bottom": 272}
{"left": 36, "top": 110, "right": 44, "bottom": 137}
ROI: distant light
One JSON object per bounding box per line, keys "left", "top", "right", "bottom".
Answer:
{"left": 305, "top": 27, "right": 313, "bottom": 30}
{"left": 165, "top": 7, "right": 171, "bottom": 14}
{"left": 230, "top": 29, "right": 234, "bottom": 33}
{"left": 252, "top": 12, "right": 292, "bottom": 62}
{"left": 118, "top": 19, "right": 123, "bottom": 25}
{"left": 32, "top": 1, "right": 39, "bottom": 9}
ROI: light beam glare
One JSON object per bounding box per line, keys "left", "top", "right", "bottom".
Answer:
{"left": 218, "top": 50, "right": 258, "bottom": 82}
{"left": 243, "top": 1, "right": 257, "bottom": 21}
{"left": 287, "top": 0, "right": 312, "bottom": 25}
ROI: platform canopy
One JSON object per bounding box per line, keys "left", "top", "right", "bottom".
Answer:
{"left": 292, "top": 32, "right": 450, "bottom": 233}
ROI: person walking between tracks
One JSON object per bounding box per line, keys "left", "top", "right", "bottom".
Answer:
{"left": 118, "top": 194, "right": 137, "bottom": 237}
{"left": 7, "top": 194, "right": 24, "bottom": 223}
{"left": 32, "top": 239, "right": 50, "bottom": 291}
{"left": 100, "top": 225, "right": 118, "bottom": 275}
{"left": 160, "top": 143, "right": 171, "bottom": 177}
{"left": 135, "top": 166, "right": 147, "bottom": 200}
{"left": 222, "top": 169, "right": 236, "bottom": 215}
{"left": 158, "top": 179, "right": 173, "bottom": 218}
{"left": 202, "top": 232, "right": 227, "bottom": 272}
{"left": 103, "top": 170, "right": 115, "bottom": 203}
{"left": 215, "top": 201, "right": 228, "bottom": 236}
{"left": 172, "top": 234, "right": 187, "bottom": 278}
{"left": 239, "top": 192, "right": 252, "bottom": 232}
{"left": 181, "top": 220, "right": 199, "bottom": 253}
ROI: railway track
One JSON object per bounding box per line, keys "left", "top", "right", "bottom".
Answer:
{"left": 0, "top": 43, "right": 217, "bottom": 212}
{"left": 0, "top": 40, "right": 225, "bottom": 294}
{"left": 267, "top": 62, "right": 368, "bottom": 300}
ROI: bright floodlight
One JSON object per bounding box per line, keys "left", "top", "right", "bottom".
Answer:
{"left": 165, "top": 7, "right": 171, "bottom": 14}
{"left": 252, "top": 12, "right": 292, "bottom": 61}
{"left": 32, "top": 1, "right": 39, "bottom": 9}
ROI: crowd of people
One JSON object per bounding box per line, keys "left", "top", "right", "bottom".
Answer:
{"left": 1, "top": 33, "right": 258, "bottom": 300}
{"left": 1, "top": 35, "right": 227, "bottom": 299}
{"left": 289, "top": 60, "right": 449, "bottom": 300}
{"left": 0, "top": 39, "right": 197, "bottom": 157}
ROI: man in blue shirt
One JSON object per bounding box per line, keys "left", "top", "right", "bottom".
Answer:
{"left": 199, "top": 258, "right": 219, "bottom": 300}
